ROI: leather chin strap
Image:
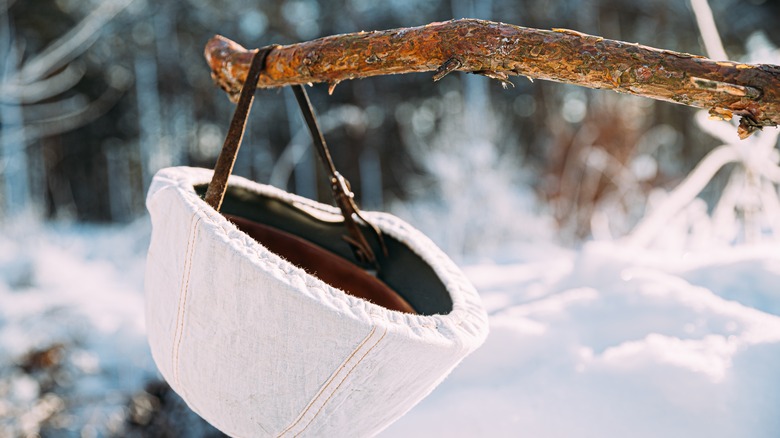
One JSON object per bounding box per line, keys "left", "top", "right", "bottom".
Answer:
{"left": 204, "top": 46, "right": 272, "bottom": 211}
{"left": 205, "top": 47, "right": 386, "bottom": 271}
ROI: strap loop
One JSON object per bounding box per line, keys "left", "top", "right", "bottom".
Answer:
{"left": 292, "top": 84, "right": 387, "bottom": 269}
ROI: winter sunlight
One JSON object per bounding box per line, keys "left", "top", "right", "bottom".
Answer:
{"left": 1, "top": 0, "right": 779, "bottom": 436}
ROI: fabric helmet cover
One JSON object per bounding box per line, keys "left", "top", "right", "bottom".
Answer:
{"left": 145, "top": 166, "right": 489, "bottom": 437}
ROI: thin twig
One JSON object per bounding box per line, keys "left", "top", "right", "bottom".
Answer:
{"left": 14, "top": 0, "right": 134, "bottom": 84}
{"left": 690, "top": 0, "right": 729, "bottom": 61}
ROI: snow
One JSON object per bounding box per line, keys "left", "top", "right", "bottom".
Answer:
{"left": 0, "top": 219, "right": 156, "bottom": 436}
{"left": 382, "top": 242, "right": 780, "bottom": 438}
{"left": 2, "top": 217, "right": 780, "bottom": 436}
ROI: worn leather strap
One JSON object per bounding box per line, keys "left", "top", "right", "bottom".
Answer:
{"left": 205, "top": 46, "right": 385, "bottom": 270}
{"left": 204, "top": 46, "right": 274, "bottom": 210}
{"left": 292, "top": 85, "right": 387, "bottom": 269}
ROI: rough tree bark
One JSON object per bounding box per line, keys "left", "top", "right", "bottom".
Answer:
{"left": 205, "top": 18, "right": 780, "bottom": 139}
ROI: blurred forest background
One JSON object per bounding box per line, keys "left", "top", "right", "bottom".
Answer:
{"left": 1, "top": 0, "right": 779, "bottom": 253}
{"left": 2, "top": 1, "right": 780, "bottom": 436}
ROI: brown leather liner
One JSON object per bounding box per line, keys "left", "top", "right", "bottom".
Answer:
{"left": 225, "top": 214, "right": 417, "bottom": 314}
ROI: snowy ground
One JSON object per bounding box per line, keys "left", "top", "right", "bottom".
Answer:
{"left": 1, "top": 217, "right": 779, "bottom": 437}
{"left": 383, "top": 242, "right": 780, "bottom": 437}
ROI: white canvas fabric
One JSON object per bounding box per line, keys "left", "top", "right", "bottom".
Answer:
{"left": 144, "top": 166, "right": 489, "bottom": 437}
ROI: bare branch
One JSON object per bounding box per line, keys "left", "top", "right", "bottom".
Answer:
{"left": 690, "top": 0, "right": 728, "bottom": 61}
{"left": 0, "top": 62, "right": 85, "bottom": 103}
{"left": 205, "top": 19, "right": 780, "bottom": 138}
{"left": 14, "top": 0, "right": 134, "bottom": 84}
{"left": 3, "top": 66, "right": 132, "bottom": 146}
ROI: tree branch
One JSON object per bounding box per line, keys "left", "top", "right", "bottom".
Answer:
{"left": 204, "top": 18, "right": 780, "bottom": 139}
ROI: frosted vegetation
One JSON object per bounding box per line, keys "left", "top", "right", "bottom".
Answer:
{"left": 1, "top": 0, "right": 780, "bottom": 436}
